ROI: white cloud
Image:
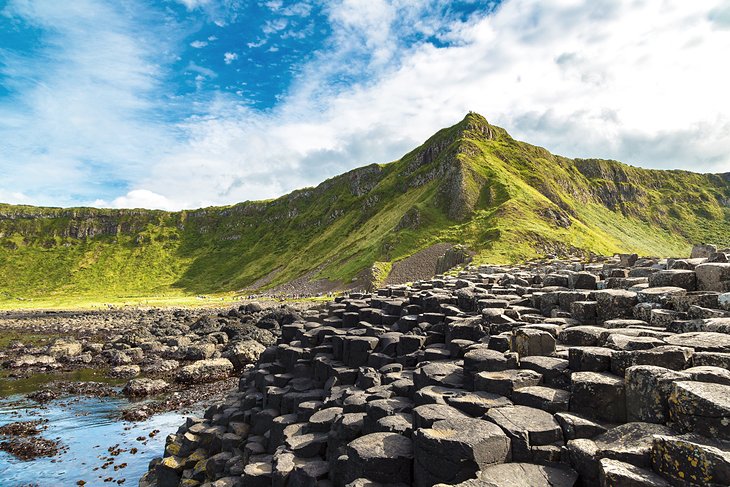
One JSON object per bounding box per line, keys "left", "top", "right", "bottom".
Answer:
{"left": 190, "top": 40, "right": 208, "bottom": 48}
{"left": 176, "top": 0, "right": 211, "bottom": 11}
{"left": 110, "top": 189, "right": 178, "bottom": 210}
{"left": 0, "top": 190, "right": 31, "bottom": 205}
{"left": 223, "top": 51, "right": 238, "bottom": 64}
{"left": 247, "top": 38, "right": 267, "bottom": 48}
{"left": 262, "top": 18, "right": 288, "bottom": 35}
{"left": 186, "top": 61, "right": 217, "bottom": 78}
{"left": 264, "top": 0, "right": 283, "bottom": 11}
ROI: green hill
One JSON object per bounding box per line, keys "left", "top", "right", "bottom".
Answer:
{"left": 1, "top": 112, "right": 728, "bottom": 304}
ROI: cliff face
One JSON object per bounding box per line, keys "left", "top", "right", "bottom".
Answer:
{"left": 1, "top": 112, "right": 728, "bottom": 300}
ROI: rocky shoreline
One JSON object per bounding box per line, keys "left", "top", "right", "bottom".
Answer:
{"left": 0, "top": 302, "right": 315, "bottom": 462}
{"left": 142, "top": 248, "right": 730, "bottom": 486}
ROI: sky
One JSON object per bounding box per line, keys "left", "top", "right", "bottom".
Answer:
{"left": 1, "top": 0, "right": 730, "bottom": 210}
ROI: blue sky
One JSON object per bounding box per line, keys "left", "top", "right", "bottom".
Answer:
{"left": 1, "top": 0, "right": 730, "bottom": 210}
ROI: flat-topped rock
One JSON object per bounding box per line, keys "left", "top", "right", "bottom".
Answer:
{"left": 344, "top": 432, "right": 413, "bottom": 485}
{"left": 413, "top": 417, "right": 511, "bottom": 486}
{"left": 486, "top": 405, "right": 563, "bottom": 461}
{"left": 474, "top": 463, "right": 578, "bottom": 487}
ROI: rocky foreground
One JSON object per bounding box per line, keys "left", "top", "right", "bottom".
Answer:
{"left": 141, "top": 248, "right": 730, "bottom": 487}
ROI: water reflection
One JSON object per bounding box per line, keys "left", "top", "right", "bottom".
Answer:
{"left": 0, "top": 393, "right": 189, "bottom": 486}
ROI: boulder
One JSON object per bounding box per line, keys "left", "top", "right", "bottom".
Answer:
{"left": 226, "top": 340, "right": 266, "bottom": 369}
{"left": 512, "top": 328, "right": 556, "bottom": 357}
{"left": 175, "top": 358, "right": 234, "bottom": 384}
{"left": 122, "top": 378, "right": 169, "bottom": 397}
{"left": 594, "top": 290, "right": 638, "bottom": 322}
{"left": 647, "top": 270, "right": 697, "bottom": 291}
{"left": 695, "top": 263, "right": 730, "bottom": 292}
{"left": 567, "top": 422, "right": 674, "bottom": 485}
{"left": 474, "top": 369, "right": 542, "bottom": 399}
{"left": 46, "top": 338, "right": 83, "bottom": 358}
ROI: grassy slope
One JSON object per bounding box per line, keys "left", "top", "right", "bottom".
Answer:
{"left": 0, "top": 113, "right": 728, "bottom": 306}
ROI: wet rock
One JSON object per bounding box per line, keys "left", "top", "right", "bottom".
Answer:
{"left": 109, "top": 364, "right": 141, "bottom": 378}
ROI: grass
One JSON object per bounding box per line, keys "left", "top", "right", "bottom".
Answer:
{"left": 0, "top": 293, "right": 241, "bottom": 311}
{"left": 0, "top": 112, "right": 727, "bottom": 305}
{"left": 0, "top": 331, "right": 57, "bottom": 348}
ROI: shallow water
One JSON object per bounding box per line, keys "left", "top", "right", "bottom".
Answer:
{"left": 0, "top": 393, "right": 190, "bottom": 486}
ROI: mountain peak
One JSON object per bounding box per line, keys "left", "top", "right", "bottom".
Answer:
{"left": 457, "top": 111, "right": 495, "bottom": 141}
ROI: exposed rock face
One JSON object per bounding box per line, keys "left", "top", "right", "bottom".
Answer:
{"left": 143, "top": 252, "right": 730, "bottom": 487}
{"left": 435, "top": 245, "right": 473, "bottom": 274}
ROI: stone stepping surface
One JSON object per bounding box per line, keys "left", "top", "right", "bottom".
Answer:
{"left": 141, "top": 249, "right": 730, "bottom": 486}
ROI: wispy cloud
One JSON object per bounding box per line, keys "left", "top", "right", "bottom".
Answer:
{"left": 0, "top": 0, "right": 177, "bottom": 207}
{"left": 176, "top": 0, "right": 211, "bottom": 11}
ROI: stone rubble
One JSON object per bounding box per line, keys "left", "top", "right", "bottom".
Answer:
{"left": 0, "top": 305, "right": 302, "bottom": 400}
{"left": 141, "top": 248, "right": 730, "bottom": 486}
